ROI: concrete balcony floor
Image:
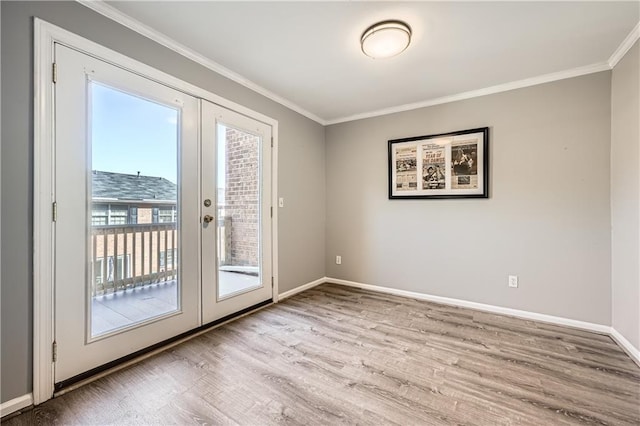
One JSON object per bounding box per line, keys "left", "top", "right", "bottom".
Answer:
{"left": 92, "top": 271, "right": 260, "bottom": 336}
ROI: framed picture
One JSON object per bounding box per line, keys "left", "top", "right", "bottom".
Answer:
{"left": 388, "top": 127, "right": 489, "bottom": 199}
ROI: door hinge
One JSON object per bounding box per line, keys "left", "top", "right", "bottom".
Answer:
{"left": 270, "top": 206, "right": 273, "bottom": 218}
{"left": 52, "top": 341, "right": 57, "bottom": 362}
{"left": 271, "top": 277, "right": 274, "bottom": 288}
{"left": 52, "top": 63, "right": 57, "bottom": 84}
{"left": 52, "top": 201, "right": 57, "bottom": 222}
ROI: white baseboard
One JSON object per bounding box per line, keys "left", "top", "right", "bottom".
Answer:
{"left": 0, "top": 393, "right": 33, "bottom": 418}
{"left": 285, "top": 278, "right": 639, "bottom": 366}
{"left": 278, "top": 277, "right": 325, "bottom": 300}
{"left": 325, "top": 277, "right": 612, "bottom": 335}
{"left": 610, "top": 328, "right": 640, "bottom": 367}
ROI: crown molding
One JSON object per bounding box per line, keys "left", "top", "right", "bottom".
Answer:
{"left": 609, "top": 21, "right": 640, "bottom": 68}
{"left": 77, "top": 1, "right": 635, "bottom": 127}
{"left": 325, "top": 62, "right": 611, "bottom": 125}
{"left": 76, "top": 0, "right": 327, "bottom": 125}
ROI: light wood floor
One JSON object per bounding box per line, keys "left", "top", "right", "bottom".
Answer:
{"left": 4, "top": 284, "right": 639, "bottom": 425}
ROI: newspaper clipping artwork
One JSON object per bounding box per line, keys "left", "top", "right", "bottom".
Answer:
{"left": 451, "top": 141, "right": 478, "bottom": 190}
{"left": 422, "top": 143, "right": 445, "bottom": 190}
{"left": 395, "top": 146, "right": 418, "bottom": 191}
{"left": 388, "top": 127, "right": 488, "bottom": 199}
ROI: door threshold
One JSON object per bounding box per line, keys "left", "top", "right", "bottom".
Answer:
{"left": 53, "top": 299, "right": 273, "bottom": 396}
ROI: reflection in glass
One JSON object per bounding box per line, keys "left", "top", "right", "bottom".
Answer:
{"left": 89, "top": 82, "right": 180, "bottom": 337}
{"left": 216, "top": 124, "right": 261, "bottom": 299}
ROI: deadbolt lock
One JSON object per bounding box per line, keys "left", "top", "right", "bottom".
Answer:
{"left": 204, "top": 199, "right": 211, "bottom": 207}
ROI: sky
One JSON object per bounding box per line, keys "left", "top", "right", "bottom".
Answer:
{"left": 91, "top": 82, "right": 179, "bottom": 183}
{"left": 91, "top": 81, "right": 227, "bottom": 188}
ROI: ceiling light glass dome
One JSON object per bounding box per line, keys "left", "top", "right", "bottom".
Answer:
{"left": 361, "top": 20, "right": 412, "bottom": 59}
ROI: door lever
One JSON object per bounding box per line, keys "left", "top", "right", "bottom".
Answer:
{"left": 203, "top": 214, "right": 214, "bottom": 224}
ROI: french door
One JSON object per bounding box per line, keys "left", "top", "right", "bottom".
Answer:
{"left": 53, "top": 44, "right": 273, "bottom": 384}
{"left": 201, "top": 101, "right": 273, "bottom": 323}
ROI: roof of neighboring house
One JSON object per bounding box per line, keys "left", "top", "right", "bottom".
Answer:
{"left": 92, "top": 171, "right": 176, "bottom": 202}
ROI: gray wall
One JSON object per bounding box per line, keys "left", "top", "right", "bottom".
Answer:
{"left": 326, "top": 72, "right": 613, "bottom": 326}
{"left": 0, "top": 1, "right": 326, "bottom": 402}
{"left": 611, "top": 41, "right": 640, "bottom": 351}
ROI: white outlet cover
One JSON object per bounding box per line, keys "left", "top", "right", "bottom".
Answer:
{"left": 278, "top": 197, "right": 284, "bottom": 207}
{"left": 508, "top": 275, "right": 518, "bottom": 288}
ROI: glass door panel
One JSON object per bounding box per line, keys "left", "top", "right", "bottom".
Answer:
{"left": 201, "top": 101, "right": 273, "bottom": 323}
{"left": 90, "top": 82, "right": 181, "bottom": 338}
{"left": 216, "top": 123, "right": 262, "bottom": 299}
{"left": 54, "top": 44, "right": 200, "bottom": 384}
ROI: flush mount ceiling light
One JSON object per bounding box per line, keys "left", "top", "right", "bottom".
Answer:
{"left": 361, "top": 20, "right": 412, "bottom": 59}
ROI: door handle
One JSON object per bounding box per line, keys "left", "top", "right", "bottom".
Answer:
{"left": 203, "top": 214, "right": 214, "bottom": 224}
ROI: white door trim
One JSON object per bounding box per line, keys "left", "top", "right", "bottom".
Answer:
{"left": 33, "top": 18, "right": 279, "bottom": 405}
{"left": 33, "top": 18, "right": 56, "bottom": 406}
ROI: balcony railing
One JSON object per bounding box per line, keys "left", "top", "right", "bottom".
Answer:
{"left": 91, "top": 217, "right": 233, "bottom": 297}
{"left": 91, "top": 223, "right": 177, "bottom": 296}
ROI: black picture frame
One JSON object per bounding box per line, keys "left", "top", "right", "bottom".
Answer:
{"left": 388, "top": 127, "right": 489, "bottom": 199}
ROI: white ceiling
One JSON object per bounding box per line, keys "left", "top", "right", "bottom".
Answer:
{"left": 103, "top": 1, "right": 639, "bottom": 124}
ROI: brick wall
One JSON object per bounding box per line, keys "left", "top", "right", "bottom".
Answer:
{"left": 138, "top": 207, "right": 152, "bottom": 224}
{"left": 224, "top": 127, "right": 260, "bottom": 267}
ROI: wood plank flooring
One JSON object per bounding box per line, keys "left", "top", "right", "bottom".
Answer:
{"left": 4, "top": 284, "right": 639, "bottom": 425}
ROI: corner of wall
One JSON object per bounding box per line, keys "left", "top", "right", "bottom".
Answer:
{"left": 610, "top": 39, "right": 640, "bottom": 355}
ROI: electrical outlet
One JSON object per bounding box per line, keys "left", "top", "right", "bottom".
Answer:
{"left": 278, "top": 197, "right": 284, "bottom": 208}
{"left": 336, "top": 255, "right": 342, "bottom": 265}
{"left": 508, "top": 275, "right": 518, "bottom": 288}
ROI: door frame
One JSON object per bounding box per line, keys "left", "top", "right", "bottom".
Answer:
{"left": 33, "top": 18, "right": 279, "bottom": 405}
